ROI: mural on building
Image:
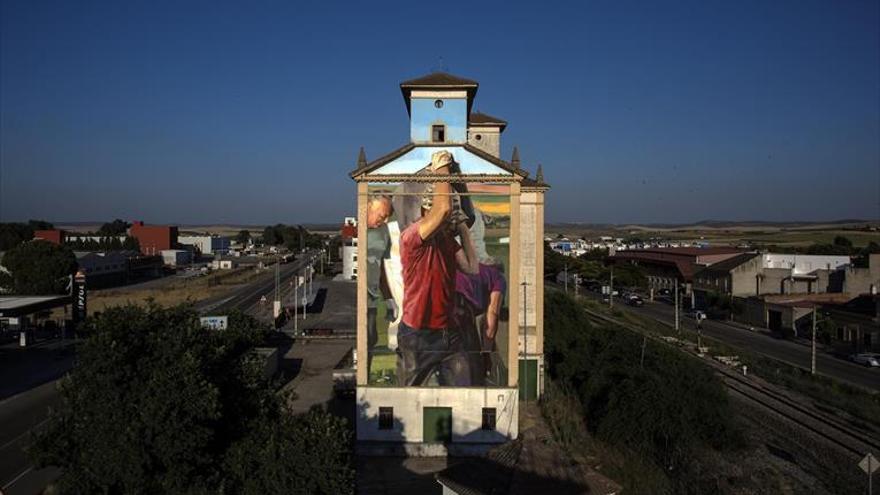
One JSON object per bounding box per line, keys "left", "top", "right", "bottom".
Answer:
{"left": 365, "top": 151, "right": 511, "bottom": 387}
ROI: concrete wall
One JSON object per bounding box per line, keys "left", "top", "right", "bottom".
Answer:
{"left": 467, "top": 127, "right": 501, "bottom": 157}
{"left": 842, "top": 254, "right": 880, "bottom": 295}
{"left": 356, "top": 386, "right": 518, "bottom": 444}
{"left": 762, "top": 254, "right": 850, "bottom": 274}
{"left": 730, "top": 256, "right": 762, "bottom": 296}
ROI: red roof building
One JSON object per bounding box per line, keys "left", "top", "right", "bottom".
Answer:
{"left": 129, "top": 221, "right": 178, "bottom": 256}
{"left": 33, "top": 229, "right": 65, "bottom": 245}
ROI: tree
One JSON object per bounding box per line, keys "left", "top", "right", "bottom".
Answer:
{"left": 0, "top": 222, "right": 34, "bottom": 251}
{"left": 98, "top": 219, "right": 131, "bottom": 236}
{"left": 236, "top": 229, "right": 251, "bottom": 244}
{"left": 122, "top": 236, "right": 140, "bottom": 251}
{"left": 27, "top": 219, "right": 54, "bottom": 231}
{"left": 30, "top": 305, "right": 354, "bottom": 494}
{"left": 0, "top": 240, "right": 78, "bottom": 294}
{"left": 833, "top": 235, "right": 853, "bottom": 250}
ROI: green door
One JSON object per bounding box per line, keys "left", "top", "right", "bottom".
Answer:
{"left": 423, "top": 407, "right": 452, "bottom": 443}
{"left": 519, "top": 359, "right": 538, "bottom": 400}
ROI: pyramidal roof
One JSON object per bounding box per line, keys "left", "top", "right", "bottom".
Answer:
{"left": 400, "top": 71, "right": 479, "bottom": 115}
{"left": 400, "top": 72, "right": 479, "bottom": 88}
{"left": 469, "top": 111, "right": 508, "bottom": 131}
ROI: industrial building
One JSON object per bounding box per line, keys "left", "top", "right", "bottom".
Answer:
{"left": 129, "top": 221, "right": 178, "bottom": 256}
{"left": 349, "top": 71, "right": 548, "bottom": 453}
{"left": 178, "top": 235, "right": 231, "bottom": 256}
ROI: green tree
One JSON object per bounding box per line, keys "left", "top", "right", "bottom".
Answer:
{"left": 0, "top": 223, "right": 34, "bottom": 251}
{"left": 236, "top": 229, "right": 251, "bottom": 244}
{"left": 0, "top": 240, "right": 78, "bottom": 294}
{"left": 98, "top": 219, "right": 131, "bottom": 236}
{"left": 27, "top": 219, "right": 54, "bottom": 231}
{"left": 544, "top": 290, "right": 738, "bottom": 480}
{"left": 30, "top": 305, "right": 354, "bottom": 494}
{"left": 122, "top": 236, "right": 141, "bottom": 251}
{"left": 832, "top": 235, "right": 853, "bottom": 250}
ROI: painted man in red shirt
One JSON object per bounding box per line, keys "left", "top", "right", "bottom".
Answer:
{"left": 397, "top": 150, "right": 479, "bottom": 386}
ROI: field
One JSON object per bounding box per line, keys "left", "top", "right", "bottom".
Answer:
{"left": 547, "top": 220, "right": 879, "bottom": 248}
{"left": 86, "top": 267, "right": 266, "bottom": 314}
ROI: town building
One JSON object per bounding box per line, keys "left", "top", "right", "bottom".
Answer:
{"left": 33, "top": 229, "right": 65, "bottom": 244}
{"left": 608, "top": 246, "right": 744, "bottom": 303}
{"left": 340, "top": 217, "right": 358, "bottom": 280}
{"left": 160, "top": 249, "right": 192, "bottom": 267}
{"left": 178, "top": 235, "right": 231, "bottom": 256}
{"left": 129, "top": 221, "right": 178, "bottom": 256}
{"left": 349, "top": 71, "right": 548, "bottom": 453}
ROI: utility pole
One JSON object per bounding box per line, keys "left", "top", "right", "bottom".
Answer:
{"left": 609, "top": 265, "right": 614, "bottom": 309}
{"left": 293, "top": 275, "right": 298, "bottom": 335}
{"left": 302, "top": 270, "right": 307, "bottom": 320}
{"left": 563, "top": 263, "right": 568, "bottom": 294}
{"left": 521, "top": 280, "right": 529, "bottom": 403}
{"left": 273, "top": 257, "right": 281, "bottom": 321}
{"left": 674, "top": 278, "right": 680, "bottom": 333}
{"left": 811, "top": 306, "right": 817, "bottom": 375}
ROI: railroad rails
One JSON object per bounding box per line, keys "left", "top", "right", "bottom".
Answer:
{"left": 581, "top": 306, "right": 880, "bottom": 459}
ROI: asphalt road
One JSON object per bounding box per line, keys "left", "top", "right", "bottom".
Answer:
{"left": 584, "top": 291, "right": 880, "bottom": 391}
{"left": 0, "top": 252, "right": 318, "bottom": 493}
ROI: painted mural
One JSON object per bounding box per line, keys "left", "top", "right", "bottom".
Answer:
{"left": 365, "top": 151, "right": 511, "bottom": 387}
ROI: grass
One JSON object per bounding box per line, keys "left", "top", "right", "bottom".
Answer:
{"left": 88, "top": 268, "right": 267, "bottom": 314}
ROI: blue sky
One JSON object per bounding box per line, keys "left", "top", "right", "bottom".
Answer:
{"left": 1, "top": 0, "right": 878, "bottom": 225}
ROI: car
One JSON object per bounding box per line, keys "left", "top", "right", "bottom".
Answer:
{"left": 685, "top": 310, "right": 707, "bottom": 321}
{"left": 658, "top": 288, "right": 671, "bottom": 296}
{"left": 849, "top": 353, "right": 880, "bottom": 368}
{"left": 626, "top": 295, "right": 644, "bottom": 307}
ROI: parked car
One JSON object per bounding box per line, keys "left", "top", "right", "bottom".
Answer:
{"left": 685, "top": 310, "right": 707, "bottom": 321}
{"left": 849, "top": 353, "right": 880, "bottom": 368}
{"left": 658, "top": 288, "right": 671, "bottom": 296}
{"left": 626, "top": 295, "right": 644, "bottom": 307}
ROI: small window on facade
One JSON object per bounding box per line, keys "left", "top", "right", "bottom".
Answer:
{"left": 481, "top": 407, "right": 496, "bottom": 431}
{"left": 475, "top": 134, "right": 482, "bottom": 141}
{"left": 434, "top": 99, "right": 444, "bottom": 108}
{"left": 432, "top": 125, "right": 445, "bottom": 143}
{"left": 379, "top": 407, "right": 393, "bottom": 430}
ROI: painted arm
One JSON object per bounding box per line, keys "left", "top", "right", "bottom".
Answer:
{"left": 455, "top": 223, "right": 479, "bottom": 275}
{"left": 417, "top": 152, "right": 453, "bottom": 240}
{"left": 486, "top": 291, "right": 503, "bottom": 340}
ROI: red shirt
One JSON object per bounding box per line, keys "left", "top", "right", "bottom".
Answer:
{"left": 400, "top": 220, "right": 461, "bottom": 330}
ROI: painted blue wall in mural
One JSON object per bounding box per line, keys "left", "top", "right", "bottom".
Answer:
{"left": 367, "top": 146, "right": 511, "bottom": 176}
{"left": 410, "top": 97, "right": 467, "bottom": 144}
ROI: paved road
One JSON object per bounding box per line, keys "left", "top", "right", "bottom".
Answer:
{"left": 584, "top": 291, "right": 879, "bottom": 391}
{"left": 195, "top": 253, "right": 315, "bottom": 314}
{"left": 0, "top": 253, "right": 319, "bottom": 492}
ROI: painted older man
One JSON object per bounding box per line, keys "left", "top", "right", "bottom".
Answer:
{"left": 366, "top": 193, "right": 397, "bottom": 376}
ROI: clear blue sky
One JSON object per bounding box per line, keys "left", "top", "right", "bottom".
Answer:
{"left": 2, "top": 0, "right": 878, "bottom": 225}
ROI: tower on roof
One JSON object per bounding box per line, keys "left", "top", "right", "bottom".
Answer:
{"left": 400, "top": 72, "right": 478, "bottom": 145}
{"left": 467, "top": 111, "right": 507, "bottom": 158}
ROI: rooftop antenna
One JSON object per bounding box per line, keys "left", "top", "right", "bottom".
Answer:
{"left": 432, "top": 56, "right": 449, "bottom": 73}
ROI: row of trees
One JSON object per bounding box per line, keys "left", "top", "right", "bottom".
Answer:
{"left": 543, "top": 290, "right": 740, "bottom": 488}
{"left": 262, "top": 224, "right": 326, "bottom": 252}
{"left": 66, "top": 236, "right": 140, "bottom": 251}
{"left": 31, "top": 305, "right": 354, "bottom": 494}
{"left": 0, "top": 220, "right": 53, "bottom": 251}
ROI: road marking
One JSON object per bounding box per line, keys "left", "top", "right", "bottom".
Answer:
{"left": 2, "top": 466, "right": 34, "bottom": 490}
{"left": 0, "top": 417, "right": 50, "bottom": 452}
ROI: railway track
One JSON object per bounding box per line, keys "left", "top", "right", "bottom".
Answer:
{"left": 581, "top": 306, "right": 880, "bottom": 459}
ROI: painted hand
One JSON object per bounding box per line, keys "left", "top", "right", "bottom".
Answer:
{"left": 430, "top": 150, "right": 453, "bottom": 172}
{"left": 385, "top": 299, "right": 398, "bottom": 321}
